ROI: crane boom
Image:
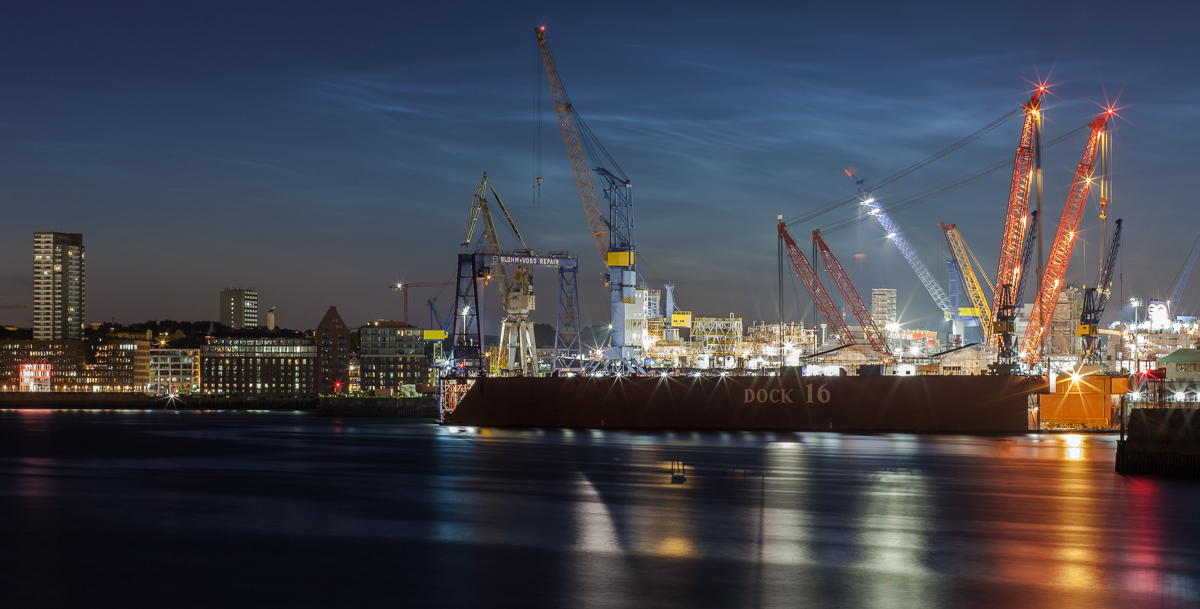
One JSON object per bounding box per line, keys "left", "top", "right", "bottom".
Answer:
{"left": 992, "top": 92, "right": 1044, "bottom": 319}
{"left": 939, "top": 223, "right": 993, "bottom": 344}
{"left": 463, "top": 174, "right": 525, "bottom": 302}
{"left": 390, "top": 281, "right": 456, "bottom": 325}
{"left": 813, "top": 229, "right": 891, "bottom": 355}
{"left": 1168, "top": 233, "right": 1200, "bottom": 309}
{"left": 535, "top": 27, "right": 609, "bottom": 263}
{"left": 1022, "top": 115, "right": 1109, "bottom": 366}
{"left": 846, "top": 170, "right": 951, "bottom": 313}
{"left": 994, "top": 211, "right": 1038, "bottom": 366}
{"left": 1079, "top": 218, "right": 1123, "bottom": 360}
{"left": 777, "top": 219, "right": 854, "bottom": 348}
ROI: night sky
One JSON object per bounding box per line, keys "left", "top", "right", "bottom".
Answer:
{"left": 1, "top": 1, "right": 1196, "bottom": 334}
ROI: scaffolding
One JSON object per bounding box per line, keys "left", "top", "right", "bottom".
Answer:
{"left": 691, "top": 315, "right": 743, "bottom": 355}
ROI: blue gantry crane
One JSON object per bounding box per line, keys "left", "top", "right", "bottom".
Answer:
{"left": 845, "top": 169, "right": 952, "bottom": 314}
{"left": 1079, "top": 218, "right": 1123, "bottom": 362}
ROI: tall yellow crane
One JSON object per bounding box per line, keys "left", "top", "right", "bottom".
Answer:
{"left": 535, "top": 27, "right": 609, "bottom": 263}
{"left": 939, "top": 222, "right": 994, "bottom": 344}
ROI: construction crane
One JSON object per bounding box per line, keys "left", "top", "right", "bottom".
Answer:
{"left": 939, "top": 222, "right": 993, "bottom": 344}
{"left": 777, "top": 217, "right": 855, "bottom": 348}
{"left": 389, "top": 281, "right": 455, "bottom": 325}
{"left": 1166, "top": 233, "right": 1200, "bottom": 315}
{"left": 1022, "top": 113, "right": 1111, "bottom": 366}
{"left": 1078, "top": 218, "right": 1123, "bottom": 362}
{"left": 813, "top": 229, "right": 891, "bottom": 355}
{"left": 992, "top": 91, "right": 1045, "bottom": 327}
{"left": 994, "top": 211, "right": 1038, "bottom": 368}
{"left": 846, "top": 170, "right": 951, "bottom": 314}
{"left": 537, "top": 27, "right": 642, "bottom": 363}
{"left": 461, "top": 173, "right": 539, "bottom": 375}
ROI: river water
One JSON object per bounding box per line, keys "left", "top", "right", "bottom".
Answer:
{"left": 1, "top": 411, "right": 1197, "bottom": 608}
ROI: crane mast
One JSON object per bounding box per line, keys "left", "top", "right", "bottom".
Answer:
{"left": 1022, "top": 115, "right": 1109, "bottom": 366}
{"left": 537, "top": 27, "right": 641, "bottom": 362}
{"left": 992, "top": 92, "right": 1044, "bottom": 330}
{"left": 846, "top": 170, "right": 951, "bottom": 313}
{"left": 939, "top": 223, "right": 993, "bottom": 344}
{"left": 1078, "top": 218, "right": 1123, "bottom": 361}
{"left": 813, "top": 229, "right": 891, "bottom": 355}
{"left": 778, "top": 218, "right": 854, "bottom": 348}
{"left": 993, "top": 211, "right": 1038, "bottom": 367}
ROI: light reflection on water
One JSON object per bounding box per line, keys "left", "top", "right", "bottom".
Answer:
{"left": 1, "top": 412, "right": 1198, "bottom": 608}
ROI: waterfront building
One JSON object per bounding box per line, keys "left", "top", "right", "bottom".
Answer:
{"left": 200, "top": 331, "right": 316, "bottom": 398}
{"left": 0, "top": 341, "right": 87, "bottom": 391}
{"left": 219, "top": 288, "right": 259, "bottom": 329}
{"left": 316, "top": 306, "right": 351, "bottom": 393}
{"left": 33, "top": 232, "right": 85, "bottom": 341}
{"left": 148, "top": 348, "right": 200, "bottom": 395}
{"left": 85, "top": 340, "right": 150, "bottom": 392}
{"left": 358, "top": 320, "right": 426, "bottom": 395}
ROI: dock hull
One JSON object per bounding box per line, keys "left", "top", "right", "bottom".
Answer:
{"left": 445, "top": 374, "right": 1047, "bottom": 432}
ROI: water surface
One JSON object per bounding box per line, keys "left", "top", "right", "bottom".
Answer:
{"left": 0, "top": 411, "right": 1197, "bottom": 608}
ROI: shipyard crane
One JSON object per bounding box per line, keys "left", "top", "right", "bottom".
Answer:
{"left": 1166, "top": 233, "right": 1200, "bottom": 315}
{"left": 461, "top": 173, "right": 539, "bottom": 375}
{"left": 1078, "top": 218, "right": 1123, "bottom": 362}
{"left": 992, "top": 91, "right": 1045, "bottom": 329}
{"left": 1022, "top": 113, "right": 1110, "bottom": 366}
{"left": 993, "top": 211, "right": 1038, "bottom": 368}
{"left": 846, "top": 170, "right": 951, "bottom": 314}
{"left": 939, "top": 223, "right": 993, "bottom": 344}
{"left": 389, "top": 281, "right": 455, "bottom": 325}
{"left": 537, "top": 27, "right": 642, "bottom": 364}
{"left": 778, "top": 217, "right": 855, "bottom": 349}
{"left": 813, "top": 229, "right": 891, "bottom": 355}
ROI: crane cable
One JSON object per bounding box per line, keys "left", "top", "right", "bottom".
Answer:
{"left": 817, "top": 124, "right": 1091, "bottom": 235}
{"left": 784, "top": 107, "right": 1022, "bottom": 228}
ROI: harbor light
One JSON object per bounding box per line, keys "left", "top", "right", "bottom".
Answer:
{"left": 1131, "top": 391, "right": 1142, "bottom": 400}
{"left": 1175, "top": 392, "right": 1186, "bottom": 401}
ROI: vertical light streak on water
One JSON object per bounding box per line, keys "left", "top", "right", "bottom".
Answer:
{"left": 854, "top": 436, "right": 935, "bottom": 608}
{"left": 567, "top": 470, "right": 634, "bottom": 608}
{"left": 760, "top": 442, "right": 811, "bottom": 566}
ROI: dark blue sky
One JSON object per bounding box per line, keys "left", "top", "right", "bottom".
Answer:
{"left": 1, "top": 1, "right": 1196, "bottom": 332}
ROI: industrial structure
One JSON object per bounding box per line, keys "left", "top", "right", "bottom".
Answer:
{"left": 425, "top": 31, "right": 1200, "bottom": 431}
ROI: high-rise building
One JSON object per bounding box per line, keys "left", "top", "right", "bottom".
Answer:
{"left": 219, "top": 288, "right": 258, "bottom": 329}
{"left": 871, "top": 288, "right": 898, "bottom": 330}
{"left": 315, "top": 306, "right": 351, "bottom": 393}
{"left": 33, "top": 232, "right": 85, "bottom": 341}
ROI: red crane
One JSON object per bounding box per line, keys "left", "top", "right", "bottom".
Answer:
{"left": 778, "top": 218, "right": 853, "bottom": 348}
{"left": 389, "top": 281, "right": 455, "bottom": 325}
{"left": 813, "top": 229, "right": 891, "bottom": 356}
{"left": 1022, "top": 113, "right": 1110, "bottom": 365}
{"left": 991, "top": 90, "right": 1044, "bottom": 343}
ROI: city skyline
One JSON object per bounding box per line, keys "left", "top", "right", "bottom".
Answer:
{"left": 1, "top": 2, "right": 1197, "bottom": 333}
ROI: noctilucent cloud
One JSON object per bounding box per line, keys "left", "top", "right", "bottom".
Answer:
{"left": 1, "top": 1, "right": 1196, "bottom": 333}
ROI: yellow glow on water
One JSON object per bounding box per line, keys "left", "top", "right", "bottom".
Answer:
{"left": 1063, "top": 434, "right": 1083, "bottom": 448}
{"left": 656, "top": 537, "right": 696, "bottom": 558}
